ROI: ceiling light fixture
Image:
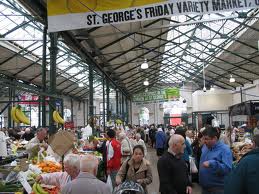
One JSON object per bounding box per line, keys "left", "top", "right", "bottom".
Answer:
{"left": 78, "top": 83, "right": 84, "bottom": 87}
{"left": 229, "top": 75, "right": 235, "bottom": 83}
{"left": 143, "top": 78, "right": 149, "bottom": 86}
{"left": 210, "top": 85, "right": 215, "bottom": 91}
{"left": 46, "top": 64, "right": 50, "bottom": 71}
{"left": 140, "top": 59, "right": 149, "bottom": 69}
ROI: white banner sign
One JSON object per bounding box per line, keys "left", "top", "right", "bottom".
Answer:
{"left": 48, "top": 0, "right": 259, "bottom": 32}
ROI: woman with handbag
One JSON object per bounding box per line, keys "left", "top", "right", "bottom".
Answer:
{"left": 115, "top": 145, "right": 152, "bottom": 194}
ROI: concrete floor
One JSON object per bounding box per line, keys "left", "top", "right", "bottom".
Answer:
{"left": 146, "top": 147, "right": 202, "bottom": 194}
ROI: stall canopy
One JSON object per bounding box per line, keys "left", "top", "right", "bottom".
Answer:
{"left": 229, "top": 101, "right": 259, "bottom": 116}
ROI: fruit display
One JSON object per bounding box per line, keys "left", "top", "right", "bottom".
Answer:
{"left": 37, "top": 161, "right": 62, "bottom": 173}
{"left": 115, "top": 119, "right": 123, "bottom": 124}
{"left": 93, "top": 151, "right": 102, "bottom": 157}
{"left": 32, "top": 183, "right": 60, "bottom": 194}
{"left": 11, "top": 105, "right": 30, "bottom": 125}
{"left": 232, "top": 143, "right": 253, "bottom": 161}
{"left": 53, "top": 110, "right": 65, "bottom": 124}
{"left": 82, "top": 143, "right": 95, "bottom": 151}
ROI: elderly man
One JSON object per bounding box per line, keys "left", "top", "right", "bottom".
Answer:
{"left": 61, "top": 154, "right": 111, "bottom": 194}
{"left": 224, "top": 134, "right": 259, "bottom": 194}
{"left": 200, "top": 127, "right": 232, "bottom": 194}
{"left": 36, "top": 154, "right": 80, "bottom": 188}
{"left": 26, "top": 128, "right": 48, "bottom": 158}
{"left": 158, "top": 134, "right": 192, "bottom": 194}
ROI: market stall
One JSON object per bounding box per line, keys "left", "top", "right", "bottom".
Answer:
{"left": 0, "top": 130, "right": 105, "bottom": 194}
{"left": 229, "top": 100, "right": 259, "bottom": 129}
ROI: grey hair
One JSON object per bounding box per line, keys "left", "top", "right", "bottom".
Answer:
{"left": 36, "top": 127, "right": 47, "bottom": 133}
{"left": 64, "top": 154, "right": 80, "bottom": 169}
{"left": 119, "top": 132, "right": 126, "bottom": 140}
{"left": 168, "top": 134, "right": 184, "bottom": 151}
{"left": 80, "top": 154, "right": 99, "bottom": 173}
{"left": 136, "top": 133, "right": 141, "bottom": 139}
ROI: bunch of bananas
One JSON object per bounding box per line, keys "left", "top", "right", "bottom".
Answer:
{"left": 115, "top": 119, "right": 123, "bottom": 124}
{"left": 32, "top": 183, "right": 48, "bottom": 194}
{"left": 53, "top": 110, "right": 65, "bottom": 124}
{"left": 11, "top": 106, "right": 30, "bottom": 125}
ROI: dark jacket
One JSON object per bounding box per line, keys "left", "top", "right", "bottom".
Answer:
{"left": 21, "top": 132, "right": 34, "bottom": 141}
{"left": 157, "top": 151, "right": 191, "bottom": 194}
{"left": 149, "top": 128, "right": 156, "bottom": 141}
{"left": 224, "top": 148, "right": 259, "bottom": 194}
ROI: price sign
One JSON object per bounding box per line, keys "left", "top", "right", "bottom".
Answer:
{"left": 17, "top": 172, "right": 32, "bottom": 194}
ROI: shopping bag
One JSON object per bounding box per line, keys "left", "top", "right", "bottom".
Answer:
{"left": 106, "top": 175, "right": 113, "bottom": 193}
{"left": 189, "top": 156, "right": 198, "bottom": 174}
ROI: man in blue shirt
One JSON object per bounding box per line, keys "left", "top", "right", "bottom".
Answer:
{"left": 199, "top": 126, "right": 232, "bottom": 194}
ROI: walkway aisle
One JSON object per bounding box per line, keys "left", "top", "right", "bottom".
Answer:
{"left": 146, "top": 147, "right": 202, "bottom": 194}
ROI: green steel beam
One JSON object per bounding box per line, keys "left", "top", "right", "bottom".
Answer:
{"left": 89, "top": 63, "right": 94, "bottom": 123}
{"left": 42, "top": 26, "right": 47, "bottom": 127}
{"left": 48, "top": 32, "right": 58, "bottom": 135}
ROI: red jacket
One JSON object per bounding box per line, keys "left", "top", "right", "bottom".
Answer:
{"left": 107, "top": 138, "right": 121, "bottom": 171}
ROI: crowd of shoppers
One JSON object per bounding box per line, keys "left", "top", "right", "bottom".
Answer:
{"left": 14, "top": 122, "right": 259, "bottom": 194}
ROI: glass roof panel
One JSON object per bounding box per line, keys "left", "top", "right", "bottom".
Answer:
{"left": 160, "top": 10, "right": 256, "bottom": 84}
{"left": 0, "top": 0, "right": 103, "bottom": 97}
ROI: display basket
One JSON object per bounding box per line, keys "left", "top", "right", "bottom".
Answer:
{"left": 113, "top": 181, "right": 145, "bottom": 194}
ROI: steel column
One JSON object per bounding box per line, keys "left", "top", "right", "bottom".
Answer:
{"left": 125, "top": 97, "right": 129, "bottom": 124}
{"left": 8, "top": 87, "right": 12, "bottom": 128}
{"left": 130, "top": 100, "right": 133, "bottom": 125}
{"left": 102, "top": 77, "right": 106, "bottom": 130}
{"left": 49, "top": 32, "right": 58, "bottom": 135}
{"left": 119, "top": 92, "right": 122, "bottom": 116}
{"left": 41, "top": 26, "right": 47, "bottom": 127}
{"left": 61, "top": 98, "right": 64, "bottom": 129}
{"left": 122, "top": 94, "right": 125, "bottom": 122}
{"left": 89, "top": 63, "right": 94, "bottom": 121}
{"left": 106, "top": 80, "right": 110, "bottom": 122}
{"left": 86, "top": 99, "right": 89, "bottom": 125}
{"left": 240, "top": 87, "right": 243, "bottom": 103}
{"left": 116, "top": 90, "right": 119, "bottom": 116}
{"left": 71, "top": 99, "right": 74, "bottom": 122}
{"left": 83, "top": 100, "right": 86, "bottom": 126}
{"left": 38, "top": 99, "right": 41, "bottom": 127}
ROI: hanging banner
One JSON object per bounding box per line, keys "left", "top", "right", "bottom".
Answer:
{"left": 133, "top": 87, "right": 179, "bottom": 102}
{"left": 165, "top": 88, "right": 180, "bottom": 100}
{"left": 47, "top": 0, "right": 259, "bottom": 32}
{"left": 18, "top": 95, "right": 49, "bottom": 105}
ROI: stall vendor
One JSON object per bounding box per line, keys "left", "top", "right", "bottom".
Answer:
{"left": 26, "top": 128, "right": 48, "bottom": 158}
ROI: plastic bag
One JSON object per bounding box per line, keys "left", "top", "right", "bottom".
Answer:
{"left": 189, "top": 156, "right": 198, "bottom": 174}
{"left": 106, "top": 175, "right": 113, "bottom": 193}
